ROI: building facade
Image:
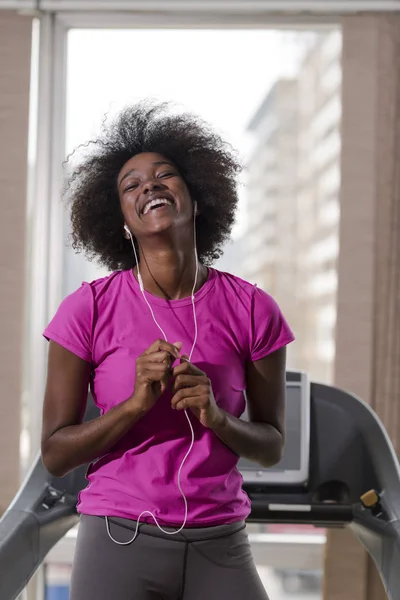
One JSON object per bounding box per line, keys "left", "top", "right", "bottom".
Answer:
{"left": 242, "top": 31, "right": 342, "bottom": 383}
{"left": 242, "top": 78, "right": 300, "bottom": 367}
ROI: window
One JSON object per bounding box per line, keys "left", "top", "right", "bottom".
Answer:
{"left": 29, "top": 23, "right": 343, "bottom": 600}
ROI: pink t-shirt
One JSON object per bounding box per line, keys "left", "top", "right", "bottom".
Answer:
{"left": 44, "top": 268, "right": 294, "bottom": 527}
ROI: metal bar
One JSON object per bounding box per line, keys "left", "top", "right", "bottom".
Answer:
{"left": 24, "top": 12, "right": 68, "bottom": 462}
{"left": 37, "top": 1, "right": 400, "bottom": 13}
{"left": 54, "top": 12, "right": 339, "bottom": 28}
{"left": 2, "top": 1, "right": 400, "bottom": 14}
{"left": 248, "top": 502, "right": 354, "bottom": 524}
{"left": 26, "top": 12, "right": 55, "bottom": 461}
{"left": 0, "top": 2, "right": 34, "bottom": 9}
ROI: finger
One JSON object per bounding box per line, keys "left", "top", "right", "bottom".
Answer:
{"left": 142, "top": 371, "right": 169, "bottom": 384}
{"left": 138, "top": 350, "right": 175, "bottom": 364}
{"left": 172, "top": 360, "right": 204, "bottom": 378}
{"left": 138, "top": 364, "right": 171, "bottom": 383}
{"left": 171, "top": 385, "right": 206, "bottom": 408}
{"left": 174, "top": 394, "right": 209, "bottom": 411}
{"left": 172, "top": 374, "right": 205, "bottom": 394}
{"left": 141, "top": 363, "right": 171, "bottom": 375}
{"left": 144, "top": 340, "right": 181, "bottom": 358}
{"left": 143, "top": 339, "right": 181, "bottom": 359}
{"left": 175, "top": 398, "right": 196, "bottom": 411}
{"left": 160, "top": 373, "right": 171, "bottom": 394}
{"left": 143, "top": 373, "right": 171, "bottom": 391}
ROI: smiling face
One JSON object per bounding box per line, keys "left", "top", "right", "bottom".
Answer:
{"left": 118, "top": 152, "right": 194, "bottom": 240}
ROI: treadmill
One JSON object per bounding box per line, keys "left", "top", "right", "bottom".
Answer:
{"left": 1, "top": 371, "right": 399, "bottom": 599}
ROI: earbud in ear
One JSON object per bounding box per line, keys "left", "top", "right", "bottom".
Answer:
{"left": 124, "top": 224, "right": 130, "bottom": 237}
{"left": 194, "top": 202, "right": 199, "bottom": 216}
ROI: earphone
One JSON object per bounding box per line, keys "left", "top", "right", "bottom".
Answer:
{"left": 106, "top": 202, "right": 199, "bottom": 545}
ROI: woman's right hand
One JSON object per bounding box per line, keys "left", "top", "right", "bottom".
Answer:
{"left": 41, "top": 339, "right": 183, "bottom": 478}
{"left": 129, "top": 339, "right": 182, "bottom": 414}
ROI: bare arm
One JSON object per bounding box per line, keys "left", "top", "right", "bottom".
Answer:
{"left": 41, "top": 342, "right": 144, "bottom": 477}
{"left": 211, "top": 347, "right": 286, "bottom": 467}
{"left": 171, "top": 347, "right": 287, "bottom": 468}
{"left": 42, "top": 339, "right": 181, "bottom": 477}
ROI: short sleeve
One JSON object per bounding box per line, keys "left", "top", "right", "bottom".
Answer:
{"left": 43, "top": 283, "right": 94, "bottom": 363}
{"left": 249, "top": 286, "right": 295, "bottom": 362}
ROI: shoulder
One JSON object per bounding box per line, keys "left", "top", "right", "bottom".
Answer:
{"left": 212, "top": 268, "right": 255, "bottom": 298}
{"left": 43, "top": 271, "right": 128, "bottom": 362}
{"left": 211, "top": 269, "right": 295, "bottom": 360}
{"left": 54, "top": 271, "right": 123, "bottom": 312}
{"left": 86, "top": 270, "right": 128, "bottom": 300}
{"left": 65, "top": 270, "right": 130, "bottom": 309}
{"left": 212, "top": 268, "right": 275, "bottom": 308}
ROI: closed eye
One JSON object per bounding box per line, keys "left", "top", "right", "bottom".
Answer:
{"left": 123, "top": 171, "right": 177, "bottom": 192}
{"left": 124, "top": 182, "right": 139, "bottom": 192}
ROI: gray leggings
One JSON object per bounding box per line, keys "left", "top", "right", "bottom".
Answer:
{"left": 70, "top": 515, "right": 269, "bottom": 600}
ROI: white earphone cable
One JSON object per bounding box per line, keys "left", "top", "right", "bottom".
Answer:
{"left": 106, "top": 208, "right": 198, "bottom": 544}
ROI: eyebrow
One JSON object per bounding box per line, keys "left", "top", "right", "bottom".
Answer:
{"left": 118, "top": 161, "right": 175, "bottom": 187}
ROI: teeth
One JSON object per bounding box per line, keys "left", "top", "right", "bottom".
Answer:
{"left": 143, "top": 198, "right": 173, "bottom": 215}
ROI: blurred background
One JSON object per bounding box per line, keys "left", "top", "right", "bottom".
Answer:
{"left": 1, "top": 2, "right": 400, "bottom": 600}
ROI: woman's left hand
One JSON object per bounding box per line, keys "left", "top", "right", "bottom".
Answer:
{"left": 171, "top": 358, "right": 225, "bottom": 429}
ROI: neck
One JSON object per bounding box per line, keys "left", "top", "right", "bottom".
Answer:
{"left": 135, "top": 238, "right": 205, "bottom": 300}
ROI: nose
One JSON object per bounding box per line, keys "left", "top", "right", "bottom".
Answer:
{"left": 142, "top": 179, "right": 166, "bottom": 194}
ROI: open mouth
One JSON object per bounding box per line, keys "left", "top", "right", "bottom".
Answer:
{"left": 142, "top": 197, "right": 174, "bottom": 215}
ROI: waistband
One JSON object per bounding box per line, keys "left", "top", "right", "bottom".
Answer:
{"left": 97, "top": 515, "right": 246, "bottom": 543}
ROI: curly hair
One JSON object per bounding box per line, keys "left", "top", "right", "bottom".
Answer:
{"left": 64, "top": 101, "right": 242, "bottom": 271}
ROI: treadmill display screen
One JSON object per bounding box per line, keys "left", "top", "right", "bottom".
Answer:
{"left": 238, "top": 384, "right": 302, "bottom": 472}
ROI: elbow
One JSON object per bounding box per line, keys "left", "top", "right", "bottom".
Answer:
{"left": 259, "top": 449, "right": 282, "bottom": 469}
{"left": 42, "top": 455, "right": 69, "bottom": 479}
{"left": 259, "top": 430, "right": 285, "bottom": 468}
{"left": 41, "top": 438, "right": 69, "bottom": 478}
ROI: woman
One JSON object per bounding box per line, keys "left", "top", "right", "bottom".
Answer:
{"left": 41, "top": 102, "right": 294, "bottom": 600}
